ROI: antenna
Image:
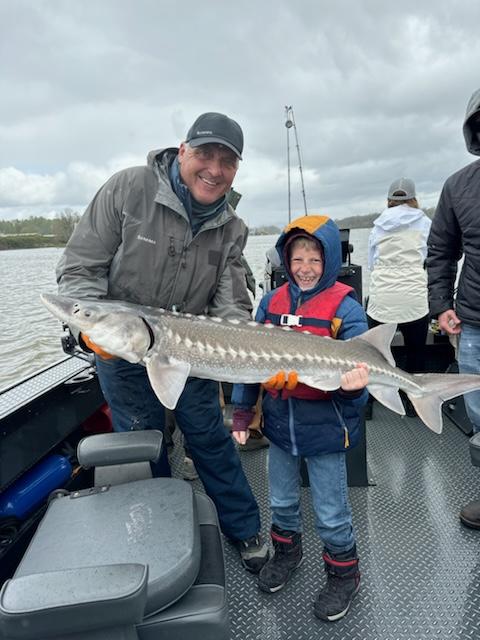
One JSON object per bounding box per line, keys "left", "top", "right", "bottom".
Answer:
{"left": 285, "top": 106, "right": 308, "bottom": 221}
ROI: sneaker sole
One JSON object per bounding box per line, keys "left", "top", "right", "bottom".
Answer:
{"left": 314, "top": 582, "right": 360, "bottom": 622}
{"left": 258, "top": 556, "right": 304, "bottom": 593}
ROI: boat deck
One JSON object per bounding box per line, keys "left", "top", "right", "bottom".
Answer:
{"left": 2, "top": 356, "right": 479, "bottom": 639}
{"left": 178, "top": 404, "right": 480, "bottom": 639}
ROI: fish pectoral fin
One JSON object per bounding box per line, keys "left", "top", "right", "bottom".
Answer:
{"left": 367, "top": 384, "right": 405, "bottom": 415}
{"left": 301, "top": 373, "right": 343, "bottom": 391}
{"left": 145, "top": 356, "right": 191, "bottom": 410}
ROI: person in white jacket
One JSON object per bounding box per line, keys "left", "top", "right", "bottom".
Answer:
{"left": 366, "top": 177, "right": 431, "bottom": 418}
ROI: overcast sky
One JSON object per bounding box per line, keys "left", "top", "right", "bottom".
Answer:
{"left": 1, "top": 0, "right": 479, "bottom": 227}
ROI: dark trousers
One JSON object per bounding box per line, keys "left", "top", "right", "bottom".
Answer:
{"left": 95, "top": 356, "right": 261, "bottom": 541}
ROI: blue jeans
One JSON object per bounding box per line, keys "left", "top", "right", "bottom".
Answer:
{"left": 95, "top": 356, "right": 261, "bottom": 541}
{"left": 458, "top": 323, "right": 480, "bottom": 433}
{"left": 268, "top": 441, "right": 355, "bottom": 555}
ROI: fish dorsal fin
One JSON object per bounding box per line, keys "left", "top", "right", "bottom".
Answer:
{"left": 145, "top": 356, "right": 191, "bottom": 410}
{"left": 357, "top": 323, "right": 397, "bottom": 367}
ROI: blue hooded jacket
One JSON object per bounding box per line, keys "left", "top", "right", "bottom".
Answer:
{"left": 232, "top": 215, "right": 368, "bottom": 456}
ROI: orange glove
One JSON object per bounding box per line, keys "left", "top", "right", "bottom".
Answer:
{"left": 80, "top": 333, "right": 115, "bottom": 359}
{"left": 262, "top": 370, "right": 299, "bottom": 391}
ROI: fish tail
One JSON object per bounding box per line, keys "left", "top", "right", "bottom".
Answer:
{"left": 407, "top": 373, "right": 480, "bottom": 434}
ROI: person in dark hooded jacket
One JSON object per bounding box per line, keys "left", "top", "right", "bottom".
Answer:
{"left": 427, "top": 88, "right": 480, "bottom": 529}
{"left": 231, "top": 215, "right": 369, "bottom": 622}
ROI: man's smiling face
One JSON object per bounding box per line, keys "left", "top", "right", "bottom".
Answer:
{"left": 178, "top": 143, "right": 239, "bottom": 204}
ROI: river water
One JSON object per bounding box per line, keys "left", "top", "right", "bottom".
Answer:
{"left": 0, "top": 228, "right": 370, "bottom": 391}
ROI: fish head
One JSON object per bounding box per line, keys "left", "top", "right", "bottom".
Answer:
{"left": 41, "top": 293, "right": 152, "bottom": 363}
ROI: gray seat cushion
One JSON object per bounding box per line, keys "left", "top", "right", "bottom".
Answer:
{"left": 15, "top": 478, "right": 201, "bottom": 616}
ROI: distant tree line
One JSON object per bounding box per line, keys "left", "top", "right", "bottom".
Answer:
{"left": 0, "top": 210, "right": 81, "bottom": 250}
{"left": 249, "top": 225, "right": 283, "bottom": 235}
{"left": 0, "top": 206, "right": 437, "bottom": 250}
{"left": 250, "top": 206, "right": 436, "bottom": 235}
{"left": 334, "top": 207, "right": 435, "bottom": 230}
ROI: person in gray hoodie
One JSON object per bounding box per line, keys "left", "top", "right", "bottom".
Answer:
{"left": 56, "top": 112, "right": 270, "bottom": 572}
{"left": 427, "top": 88, "right": 480, "bottom": 529}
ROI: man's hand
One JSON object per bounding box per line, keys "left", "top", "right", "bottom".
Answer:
{"left": 262, "top": 370, "right": 299, "bottom": 391}
{"left": 438, "top": 309, "right": 461, "bottom": 335}
{"left": 340, "top": 363, "right": 369, "bottom": 391}
{"left": 81, "top": 333, "right": 115, "bottom": 359}
{"left": 232, "top": 408, "right": 256, "bottom": 445}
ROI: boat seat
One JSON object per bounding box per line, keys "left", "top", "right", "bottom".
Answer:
{"left": 0, "top": 431, "right": 229, "bottom": 640}
{"left": 469, "top": 432, "right": 480, "bottom": 467}
{"left": 77, "top": 429, "right": 163, "bottom": 485}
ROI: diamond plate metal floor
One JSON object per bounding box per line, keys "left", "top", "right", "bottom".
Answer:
{"left": 175, "top": 406, "right": 480, "bottom": 639}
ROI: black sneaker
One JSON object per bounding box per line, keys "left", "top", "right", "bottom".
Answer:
{"left": 236, "top": 534, "right": 269, "bottom": 573}
{"left": 258, "top": 526, "right": 303, "bottom": 593}
{"left": 314, "top": 549, "right": 360, "bottom": 622}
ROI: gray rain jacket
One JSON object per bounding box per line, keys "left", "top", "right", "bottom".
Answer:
{"left": 56, "top": 148, "right": 252, "bottom": 321}
{"left": 427, "top": 89, "right": 480, "bottom": 325}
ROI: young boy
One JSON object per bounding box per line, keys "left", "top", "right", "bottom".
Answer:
{"left": 232, "top": 215, "right": 369, "bottom": 622}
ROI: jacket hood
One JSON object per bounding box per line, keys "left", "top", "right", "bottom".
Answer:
{"left": 463, "top": 88, "right": 480, "bottom": 155}
{"left": 147, "top": 147, "right": 178, "bottom": 170}
{"left": 275, "top": 215, "right": 342, "bottom": 297}
{"left": 373, "top": 204, "right": 426, "bottom": 232}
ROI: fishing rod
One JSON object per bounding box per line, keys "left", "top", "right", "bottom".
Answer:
{"left": 285, "top": 106, "right": 308, "bottom": 221}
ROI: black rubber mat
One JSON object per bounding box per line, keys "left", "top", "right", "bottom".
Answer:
{"left": 173, "top": 404, "right": 480, "bottom": 639}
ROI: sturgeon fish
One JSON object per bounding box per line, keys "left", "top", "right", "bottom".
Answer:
{"left": 41, "top": 293, "right": 480, "bottom": 434}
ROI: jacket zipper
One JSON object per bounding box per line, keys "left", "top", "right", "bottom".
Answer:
{"left": 332, "top": 400, "right": 350, "bottom": 449}
{"left": 288, "top": 398, "right": 298, "bottom": 455}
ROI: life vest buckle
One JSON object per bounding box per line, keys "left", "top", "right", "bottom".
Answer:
{"left": 279, "top": 313, "right": 303, "bottom": 327}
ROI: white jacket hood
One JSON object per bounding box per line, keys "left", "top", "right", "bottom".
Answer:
{"left": 373, "top": 204, "right": 426, "bottom": 232}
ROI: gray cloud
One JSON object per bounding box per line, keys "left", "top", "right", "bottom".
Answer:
{"left": 1, "top": 0, "right": 478, "bottom": 224}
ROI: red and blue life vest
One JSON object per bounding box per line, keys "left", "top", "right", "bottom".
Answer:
{"left": 265, "top": 281, "right": 354, "bottom": 400}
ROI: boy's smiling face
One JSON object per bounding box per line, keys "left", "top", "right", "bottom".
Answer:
{"left": 289, "top": 243, "right": 324, "bottom": 291}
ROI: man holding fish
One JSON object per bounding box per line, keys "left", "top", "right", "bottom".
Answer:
{"left": 55, "top": 112, "right": 271, "bottom": 573}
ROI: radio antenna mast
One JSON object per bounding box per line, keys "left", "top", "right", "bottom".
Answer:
{"left": 285, "top": 106, "right": 308, "bottom": 221}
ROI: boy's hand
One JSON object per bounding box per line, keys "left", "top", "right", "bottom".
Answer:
{"left": 340, "top": 363, "right": 369, "bottom": 391}
{"left": 232, "top": 430, "right": 249, "bottom": 445}
{"left": 263, "top": 370, "right": 299, "bottom": 391}
{"left": 232, "top": 408, "right": 256, "bottom": 445}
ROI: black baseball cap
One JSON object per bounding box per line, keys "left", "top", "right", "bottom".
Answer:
{"left": 185, "top": 112, "right": 243, "bottom": 159}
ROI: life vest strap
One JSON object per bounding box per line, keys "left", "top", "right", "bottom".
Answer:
{"left": 267, "top": 312, "right": 331, "bottom": 329}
